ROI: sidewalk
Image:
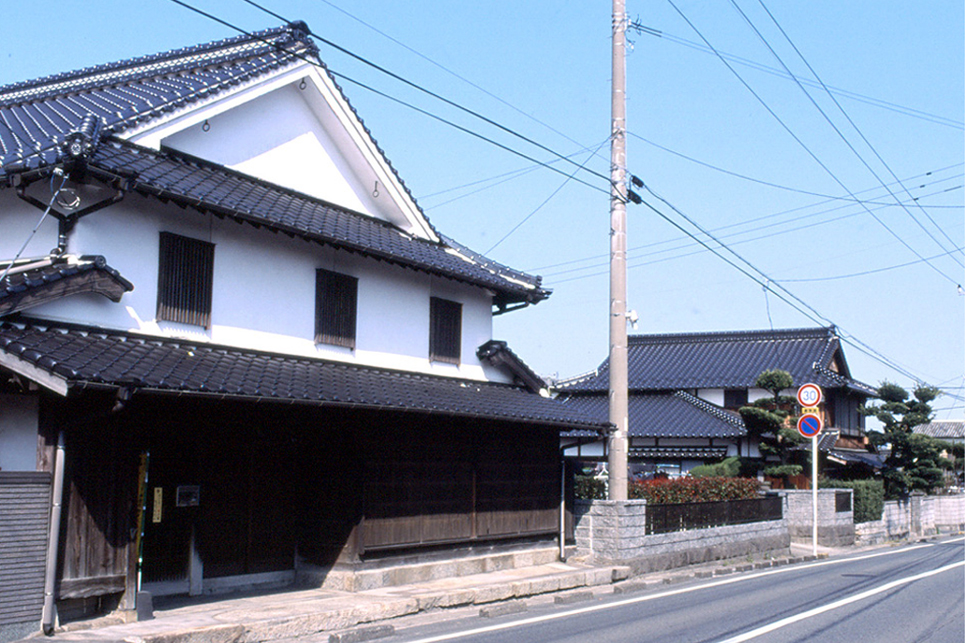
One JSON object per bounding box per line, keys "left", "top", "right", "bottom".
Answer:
{"left": 27, "top": 548, "right": 849, "bottom": 643}
{"left": 30, "top": 561, "right": 624, "bottom": 643}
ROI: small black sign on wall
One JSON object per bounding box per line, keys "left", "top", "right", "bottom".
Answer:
{"left": 176, "top": 485, "right": 201, "bottom": 507}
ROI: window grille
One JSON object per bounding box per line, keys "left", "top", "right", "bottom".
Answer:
{"left": 724, "top": 388, "right": 748, "bottom": 409}
{"left": 315, "top": 269, "right": 358, "bottom": 348}
{"left": 157, "top": 232, "right": 214, "bottom": 328}
{"left": 429, "top": 297, "right": 461, "bottom": 364}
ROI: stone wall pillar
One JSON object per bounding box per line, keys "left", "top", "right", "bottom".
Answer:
{"left": 573, "top": 499, "right": 648, "bottom": 561}
{"left": 783, "top": 490, "right": 854, "bottom": 547}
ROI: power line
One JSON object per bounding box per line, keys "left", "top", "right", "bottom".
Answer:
{"left": 236, "top": 0, "right": 614, "bottom": 188}
{"left": 421, "top": 140, "right": 609, "bottom": 208}
{"left": 777, "top": 248, "right": 965, "bottom": 283}
{"left": 536, "top": 174, "right": 963, "bottom": 277}
{"left": 629, "top": 22, "right": 964, "bottom": 130}
{"left": 630, "top": 183, "right": 938, "bottom": 386}
{"left": 310, "top": 0, "right": 599, "bottom": 155}
{"left": 629, "top": 132, "right": 965, "bottom": 208}
{"left": 730, "top": 0, "right": 963, "bottom": 268}
{"left": 172, "top": 0, "right": 949, "bottom": 390}
{"left": 165, "top": 0, "right": 613, "bottom": 196}
{"left": 664, "top": 0, "right": 963, "bottom": 289}
{"left": 486, "top": 138, "right": 610, "bottom": 253}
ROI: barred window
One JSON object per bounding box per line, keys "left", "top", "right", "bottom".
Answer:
{"left": 157, "top": 232, "right": 214, "bottom": 328}
{"left": 723, "top": 388, "right": 748, "bottom": 409}
{"left": 429, "top": 297, "right": 461, "bottom": 364}
{"left": 315, "top": 269, "right": 358, "bottom": 348}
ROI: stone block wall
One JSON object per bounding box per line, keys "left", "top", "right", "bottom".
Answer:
{"left": 931, "top": 495, "right": 965, "bottom": 531}
{"left": 857, "top": 494, "right": 965, "bottom": 544}
{"left": 783, "top": 490, "right": 855, "bottom": 547}
{"left": 572, "top": 499, "right": 789, "bottom": 573}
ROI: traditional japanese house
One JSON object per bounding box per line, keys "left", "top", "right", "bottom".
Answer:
{"left": 0, "top": 23, "right": 603, "bottom": 634}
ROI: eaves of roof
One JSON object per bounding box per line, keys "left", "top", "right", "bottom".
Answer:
{"left": 4, "top": 138, "right": 548, "bottom": 307}
{"left": 556, "top": 326, "right": 875, "bottom": 395}
{"left": 0, "top": 22, "right": 441, "bottom": 244}
{"left": 0, "top": 320, "right": 605, "bottom": 430}
{"left": 0, "top": 255, "right": 133, "bottom": 317}
{"left": 559, "top": 389, "right": 745, "bottom": 439}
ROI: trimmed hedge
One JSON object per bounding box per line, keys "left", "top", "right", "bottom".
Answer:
{"left": 574, "top": 475, "right": 606, "bottom": 500}
{"left": 820, "top": 479, "right": 884, "bottom": 523}
{"left": 629, "top": 476, "right": 760, "bottom": 504}
{"left": 688, "top": 456, "right": 742, "bottom": 478}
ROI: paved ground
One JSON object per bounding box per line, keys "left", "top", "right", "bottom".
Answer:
{"left": 20, "top": 543, "right": 873, "bottom": 643}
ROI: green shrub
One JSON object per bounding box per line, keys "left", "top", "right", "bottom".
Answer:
{"left": 763, "top": 464, "right": 803, "bottom": 478}
{"left": 629, "top": 476, "right": 759, "bottom": 504}
{"left": 574, "top": 475, "right": 606, "bottom": 500}
{"left": 820, "top": 479, "right": 884, "bottom": 523}
{"left": 689, "top": 457, "right": 743, "bottom": 478}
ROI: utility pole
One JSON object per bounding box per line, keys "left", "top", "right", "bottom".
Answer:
{"left": 608, "top": 0, "right": 629, "bottom": 501}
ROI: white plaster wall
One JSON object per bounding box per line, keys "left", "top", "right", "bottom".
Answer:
{"left": 0, "top": 192, "right": 62, "bottom": 260}
{"left": 3, "top": 193, "right": 505, "bottom": 382}
{"left": 0, "top": 394, "right": 38, "bottom": 472}
{"left": 160, "top": 85, "right": 388, "bottom": 221}
{"left": 563, "top": 441, "right": 605, "bottom": 458}
{"left": 749, "top": 387, "right": 788, "bottom": 403}
{"left": 697, "top": 389, "right": 724, "bottom": 406}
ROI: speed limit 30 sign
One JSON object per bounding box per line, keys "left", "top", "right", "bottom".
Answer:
{"left": 797, "top": 383, "right": 823, "bottom": 408}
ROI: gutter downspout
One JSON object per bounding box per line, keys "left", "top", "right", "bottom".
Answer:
{"left": 559, "top": 458, "right": 566, "bottom": 562}
{"left": 42, "top": 431, "right": 66, "bottom": 635}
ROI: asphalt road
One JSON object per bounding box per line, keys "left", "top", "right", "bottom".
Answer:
{"left": 388, "top": 537, "right": 964, "bottom": 643}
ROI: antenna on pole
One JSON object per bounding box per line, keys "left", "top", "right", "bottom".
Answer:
{"left": 608, "top": 0, "right": 629, "bottom": 500}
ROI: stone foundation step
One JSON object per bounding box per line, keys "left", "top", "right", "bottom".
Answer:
{"left": 306, "top": 545, "right": 567, "bottom": 592}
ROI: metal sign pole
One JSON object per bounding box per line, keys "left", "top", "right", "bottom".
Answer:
{"left": 812, "top": 435, "right": 818, "bottom": 557}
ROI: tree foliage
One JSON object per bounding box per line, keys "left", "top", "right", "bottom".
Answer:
{"left": 739, "top": 369, "right": 805, "bottom": 474}
{"left": 756, "top": 369, "right": 794, "bottom": 400}
{"left": 862, "top": 383, "right": 945, "bottom": 498}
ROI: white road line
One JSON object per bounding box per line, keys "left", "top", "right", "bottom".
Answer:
{"left": 715, "top": 560, "right": 965, "bottom": 643}
{"left": 398, "top": 541, "right": 960, "bottom": 643}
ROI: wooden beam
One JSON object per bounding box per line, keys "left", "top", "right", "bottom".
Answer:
{"left": 0, "top": 352, "right": 69, "bottom": 396}
{"left": 57, "top": 574, "right": 126, "bottom": 599}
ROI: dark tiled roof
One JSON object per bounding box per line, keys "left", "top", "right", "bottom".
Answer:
{"left": 0, "top": 25, "right": 315, "bottom": 171}
{"left": 54, "top": 139, "right": 543, "bottom": 305}
{"left": 913, "top": 420, "right": 965, "bottom": 440}
{"left": 559, "top": 327, "right": 874, "bottom": 395}
{"left": 0, "top": 255, "right": 133, "bottom": 317}
{"left": 559, "top": 390, "right": 745, "bottom": 439}
{"left": 629, "top": 446, "right": 729, "bottom": 460}
{"left": 0, "top": 22, "right": 548, "bottom": 306}
{"left": 0, "top": 22, "right": 434, "bottom": 245}
{"left": 0, "top": 321, "right": 603, "bottom": 429}
{"left": 476, "top": 339, "right": 547, "bottom": 393}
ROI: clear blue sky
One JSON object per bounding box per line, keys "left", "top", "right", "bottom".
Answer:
{"left": 5, "top": 1, "right": 963, "bottom": 420}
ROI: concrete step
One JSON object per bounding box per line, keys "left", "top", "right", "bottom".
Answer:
{"left": 306, "top": 545, "right": 565, "bottom": 592}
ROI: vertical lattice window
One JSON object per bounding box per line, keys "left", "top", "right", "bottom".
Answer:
{"left": 723, "top": 389, "right": 748, "bottom": 409}
{"left": 429, "top": 297, "right": 461, "bottom": 364}
{"left": 157, "top": 232, "right": 214, "bottom": 328}
{"left": 315, "top": 269, "right": 358, "bottom": 348}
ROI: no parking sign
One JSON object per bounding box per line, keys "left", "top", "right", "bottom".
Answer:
{"left": 797, "top": 413, "right": 823, "bottom": 438}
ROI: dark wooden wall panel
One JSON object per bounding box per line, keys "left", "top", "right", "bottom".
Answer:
{"left": 0, "top": 472, "right": 51, "bottom": 629}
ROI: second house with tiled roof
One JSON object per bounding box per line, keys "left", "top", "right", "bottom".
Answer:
{"left": 556, "top": 326, "right": 877, "bottom": 478}
{"left": 0, "top": 22, "right": 605, "bottom": 631}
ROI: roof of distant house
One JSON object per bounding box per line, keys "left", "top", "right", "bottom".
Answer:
{"left": 560, "top": 390, "right": 745, "bottom": 439}
{"left": 913, "top": 420, "right": 965, "bottom": 440}
{"left": 558, "top": 326, "right": 875, "bottom": 395}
